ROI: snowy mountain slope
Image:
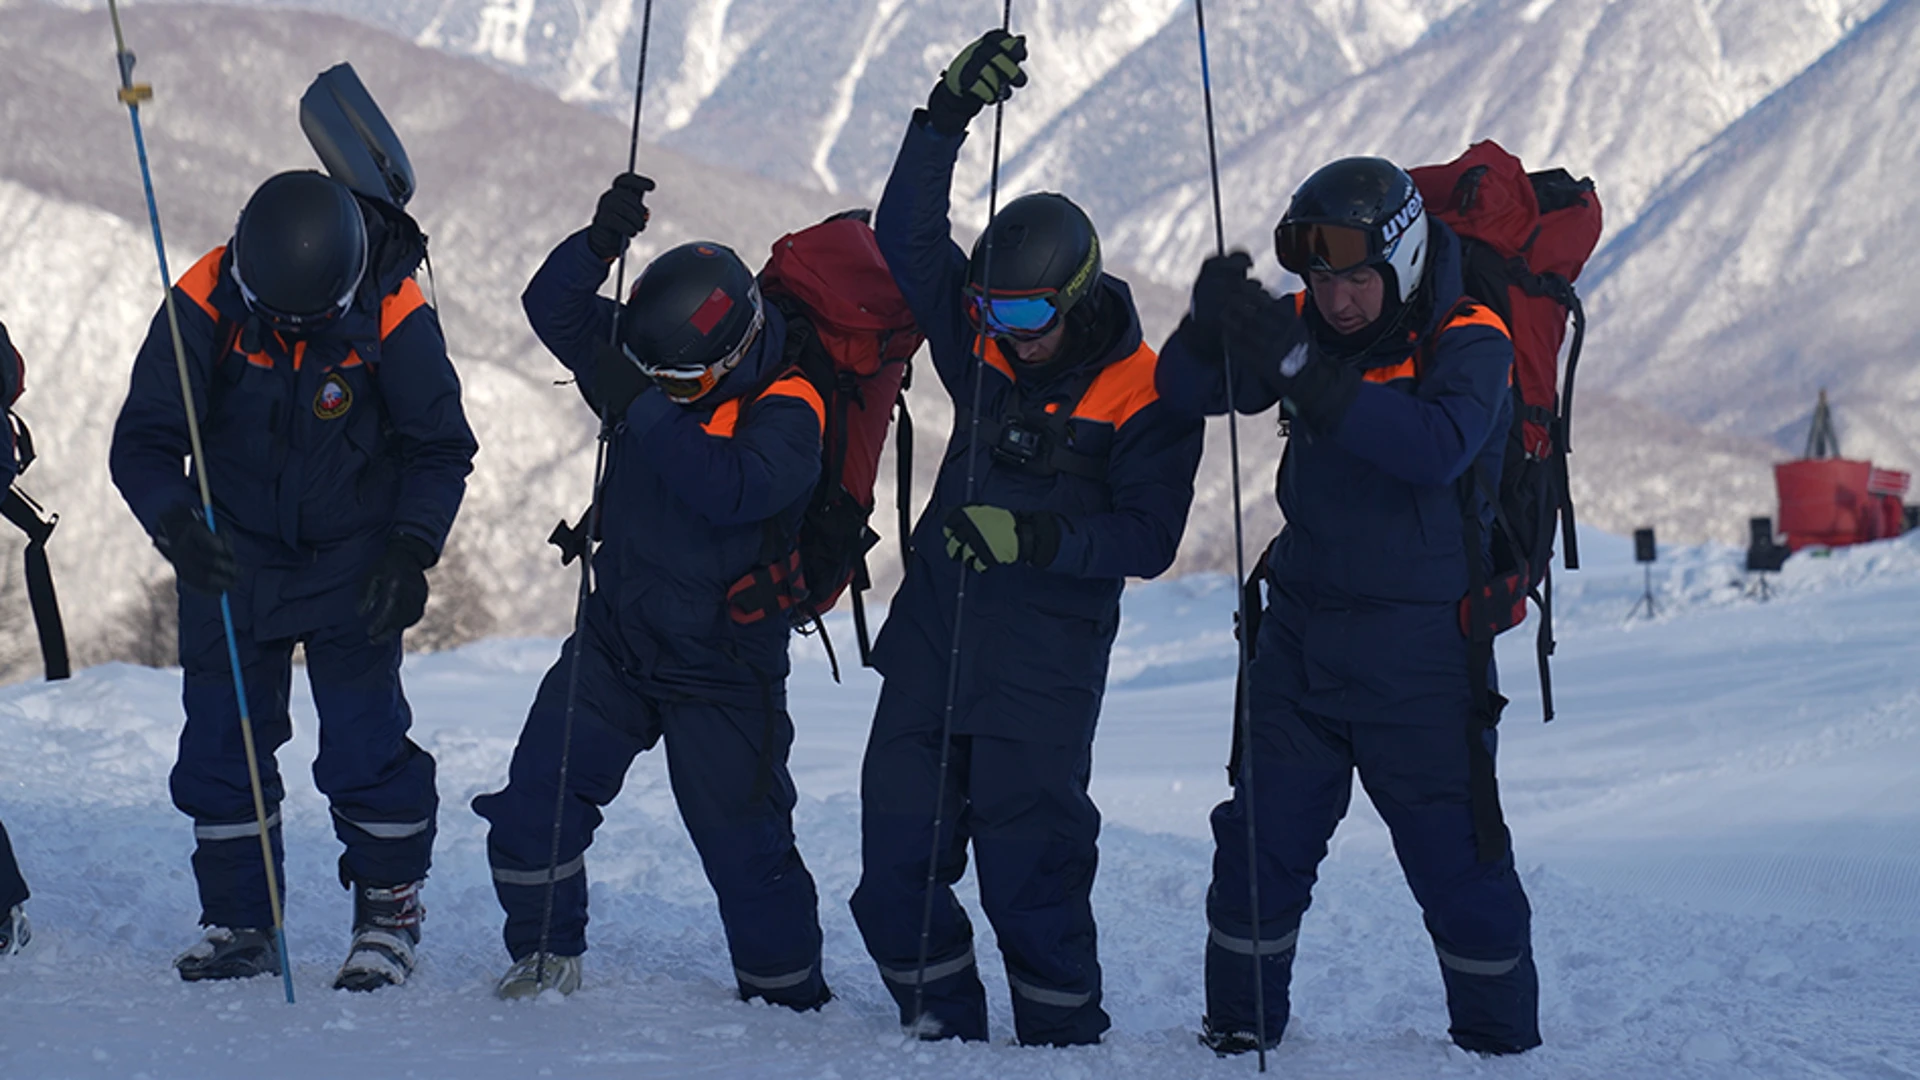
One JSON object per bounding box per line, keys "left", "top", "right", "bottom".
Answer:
{"left": 1581, "top": 0, "right": 1920, "bottom": 471}
{"left": 1106, "top": 0, "right": 1883, "bottom": 284}
{"left": 1, "top": 526, "right": 1917, "bottom": 1077}
{"left": 100, "top": 0, "right": 1199, "bottom": 204}
{"left": 1, "top": 0, "right": 1909, "bottom": 685}
{"left": 0, "top": 2, "right": 851, "bottom": 679}
{"left": 995, "top": 0, "right": 1470, "bottom": 232}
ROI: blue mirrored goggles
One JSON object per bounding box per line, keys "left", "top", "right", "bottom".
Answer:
{"left": 965, "top": 289, "right": 1062, "bottom": 341}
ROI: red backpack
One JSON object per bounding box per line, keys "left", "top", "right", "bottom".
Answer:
{"left": 1411, "top": 142, "right": 1603, "bottom": 721}
{"left": 724, "top": 212, "right": 923, "bottom": 674}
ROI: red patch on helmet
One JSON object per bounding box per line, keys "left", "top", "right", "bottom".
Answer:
{"left": 688, "top": 287, "right": 735, "bottom": 335}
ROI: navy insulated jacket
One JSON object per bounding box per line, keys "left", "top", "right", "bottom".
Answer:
{"left": 522, "top": 230, "right": 823, "bottom": 707}
{"left": 110, "top": 210, "right": 476, "bottom": 641}
{"left": 1159, "top": 221, "right": 1513, "bottom": 606}
{"left": 871, "top": 116, "right": 1204, "bottom": 745}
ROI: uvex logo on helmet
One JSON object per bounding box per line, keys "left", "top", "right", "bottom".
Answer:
{"left": 1379, "top": 189, "right": 1425, "bottom": 260}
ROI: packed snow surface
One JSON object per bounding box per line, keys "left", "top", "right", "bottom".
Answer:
{"left": 2, "top": 525, "right": 1917, "bottom": 1078}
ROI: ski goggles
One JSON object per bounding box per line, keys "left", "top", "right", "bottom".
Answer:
{"left": 1273, "top": 220, "right": 1379, "bottom": 277}
{"left": 964, "top": 287, "right": 1063, "bottom": 341}
{"left": 229, "top": 258, "right": 365, "bottom": 334}
{"left": 625, "top": 297, "right": 766, "bottom": 404}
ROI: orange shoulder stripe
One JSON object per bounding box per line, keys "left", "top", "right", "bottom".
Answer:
{"left": 1073, "top": 343, "right": 1162, "bottom": 429}
{"left": 1288, "top": 291, "right": 1306, "bottom": 315}
{"left": 177, "top": 246, "right": 227, "bottom": 320}
{"left": 380, "top": 278, "right": 428, "bottom": 340}
{"left": 701, "top": 398, "right": 742, "bottom": 438}
{"left": 759, "top": 374, "right": 827, "bottom": 433}
{"left": 1443, "top": 303, "right": 1510, "bottom": 339}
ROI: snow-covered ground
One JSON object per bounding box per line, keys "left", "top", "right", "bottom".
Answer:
{"left": 2, "top": 525, "right": 1917, "bottom": 1078}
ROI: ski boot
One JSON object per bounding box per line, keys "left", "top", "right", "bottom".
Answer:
{"left": 0, "top": 904, "right": 29, "bottom": 955}
{"left": 1198, "top": 1015, "right": 1279, "bottom": 1057}
{"left": 333, "top": 878, "right": 424, "bottom": 992}
{"left": 495, "top": 952, "right": 582, "bottom": 1000}
{"left": 175, "top": 926, "right": 281, "bottom": 981}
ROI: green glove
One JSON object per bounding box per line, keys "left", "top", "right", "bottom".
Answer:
{"left": 943, "top": 29, "right": 1029, "bottom": 107}
{"left": 943, "top": 504, "right": 1061, "bottom": 572}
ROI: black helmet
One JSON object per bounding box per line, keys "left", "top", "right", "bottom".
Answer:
{"left": 230, "top": 170, "right": 369, "bottom": 333}
{"left": 620, "top": 242, "right": 765, "bottom": 404}
{"left": 965, "top": 192, "right": 1102, "bottom": 340}
{"left": 1274, "top": 157, "right": 1428, "bottom": 305}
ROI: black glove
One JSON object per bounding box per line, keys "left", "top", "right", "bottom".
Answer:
{"left": 942, "top": 505, "right": 1061, "bottom": 571}
{"left": 1212, "top": 288, "right": 1360, "bottom": 432}
{"left": 358, "top": 535, "right": 437, "bottom": 643}
{"left": 1187, "top": 251, "right": 1263, "bottom": 360}
{"left": 154, "top": 503, "right": 239, "bottom": 595}
{"left": 925, "top": 29, "right": 1028, "bottom": 136}
{"left": 585, "top": 173, "right": 655, "bottom": 260}
{"left": 585, "top": 341, "right": 650, "bottom": 417}
{"left": 1277, "top": 348, "right": 1363, "bottom": 434}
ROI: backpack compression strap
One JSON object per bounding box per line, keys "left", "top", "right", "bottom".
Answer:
{"left": 0, "top": 485, "right": 69, "bottom": 681}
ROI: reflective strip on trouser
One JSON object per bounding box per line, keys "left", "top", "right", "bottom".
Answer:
{"left": 877, "top": 947, "right": 978, "bottom": 988}
{"left": 332, "top": 809, "right": 433, "bottom": 841}
{"left": 1208, "top": 922, "right": 1299, "bottom": 957}
{"left": 1436, "top": 944, "right": 1523, "bottom": 978}
{"left": 173, "top": 593, "right": 295, "bottom": 930}
{"left": 490, "top": 854, "right": 584, "bottom": 888}
{"left": 172, "top": 600, "right": 437, "bottom": 924}
{"left": 306, "top": 620, "right": 438, "bottom": 887}
{"left": 474, "top": 626, "right": 821, "bottom": 983}
{"left": 1009, "top": 974, "right": 1094, "bottom": 1009}
{"left": 194, "top": 811, "right": 283, "bottom": 842}
{"left": 852, "top": 685, "right": 1109, "bottom": 1046}
{"left": 736, "top": 960, "right": 819, "bottom": 992}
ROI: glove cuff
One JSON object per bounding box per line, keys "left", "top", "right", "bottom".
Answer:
{"left": 584, "top": 229, "right": 621, "bottom": 262}
{"left": 1017, "top": 511, "right": 1061, "bottom": 569}
{"left": 387, "top": 533, "right": 439, "bottom": 571}
{"left": 923, "top": 84, "right": 979, "bottom": 137}
{"left": 1178, "top": 314, "right": 1225, "bottom": 370}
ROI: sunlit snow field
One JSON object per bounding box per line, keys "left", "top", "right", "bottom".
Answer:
{"left": 1, "top": 526, "right": 1916, "bottom": 1078}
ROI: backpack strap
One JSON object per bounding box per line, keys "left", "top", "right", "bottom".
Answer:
{"left": 1457, "top": 468, "right": 1512, "bottom": 864}
{"left": 1224, "top": 536, "right": 1276, "bottom": 785}
{"left": 894, "top": 364, "right": 914, "bottom": 565}
{"left": 0, "top": 486, "right": 69, "bottom": 681}
{"left": 723, "top": 361, "right": 825, "bottom": 635}
{"left": 7, "top": 411, "right": 34, "bottom": 476}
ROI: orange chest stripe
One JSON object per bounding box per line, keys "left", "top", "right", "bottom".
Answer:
{"left": 1072, "top": 343, "right": 1162, "bottom": 428}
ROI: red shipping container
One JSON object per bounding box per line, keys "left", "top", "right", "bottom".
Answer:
{"left": 1775, "top": 459, "right": 1909, "bottom": 550}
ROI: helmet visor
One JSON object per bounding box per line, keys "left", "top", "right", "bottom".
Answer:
{"left": 1274, "top": 221, "right": 1377, "bottom": 277}
{"left": 965, "top": 288, "right": 1062, "bottom": 341}
{"left": 625, "top": 297, "right": 765, "bottom": 404}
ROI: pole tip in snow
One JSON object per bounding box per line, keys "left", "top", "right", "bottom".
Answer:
{"left": 276, "top": 929, "right": 295, "bottom": 1003}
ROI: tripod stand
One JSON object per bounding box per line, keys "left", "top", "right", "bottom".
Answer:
{"left": 1628, "top": 564, "right": 1658, "bottom": 620}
